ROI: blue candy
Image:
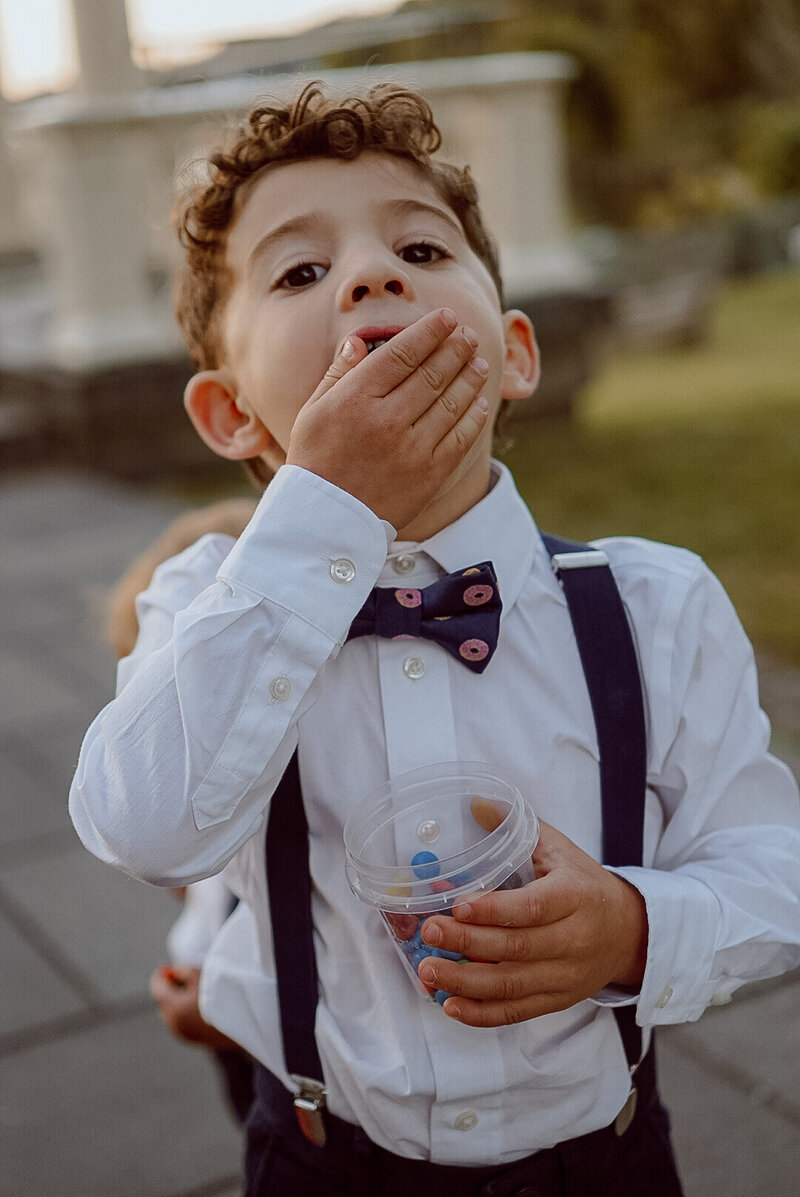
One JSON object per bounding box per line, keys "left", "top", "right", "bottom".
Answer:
{"left": 411, "top": 850, "right": 440, "bottom": 880}
{"left": 408, "top": 947, "right": 429, "bottom": 970}
{"left": 431, "top": 947, "right": 462, "bottom": 962}
{"left": 434, "top": 989, "right": 451, "bottom": 1006}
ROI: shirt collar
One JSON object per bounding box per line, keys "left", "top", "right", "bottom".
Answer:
{"left": 385, "top": 460, "right": 545, "bottom": 618}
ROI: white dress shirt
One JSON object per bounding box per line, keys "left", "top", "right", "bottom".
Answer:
{"left": 70, "top": 461, "right": 800, "bottom": 1166}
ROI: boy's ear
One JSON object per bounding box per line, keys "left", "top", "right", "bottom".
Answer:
{"left": 184, "top": 370, "right": 280, "bottom": 464}
{"left": 500, "top": 310, "right": 541, "bottom": 401}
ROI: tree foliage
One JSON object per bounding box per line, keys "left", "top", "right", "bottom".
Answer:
{"left": 354, "top": 1, "right": 800, "bottom": 225}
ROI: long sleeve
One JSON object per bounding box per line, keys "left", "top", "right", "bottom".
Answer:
{"left": 69, "top": 465, "right": 392, "bottom": 884}
{"left": 608, "top": 555, "right": 800, "bottom": 1024}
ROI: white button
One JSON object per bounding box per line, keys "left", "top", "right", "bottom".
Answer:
{"left": 269, "top": 675, "right": 292, "bottom": 702}
{"left": 392, "top": 554, "right": 415, "bottom": 575}
{"left": 403, "top": 656, "right": 425, "bottom": 680}
{"left": 454, "top": 1110, "right": 478, "bottom": 1132}
{"left": 330, "top": 558, "right": 356, "bottom": 584}
{"left": 655, "top": 985, "right": 673, "bottom": 1009}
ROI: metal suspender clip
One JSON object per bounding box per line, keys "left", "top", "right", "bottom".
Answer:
{"left": 292, "top": 1075, "right": 328, "bottom": 1147}
{"left": 550, "top": 549, "right": 610, "bottom": 573}
{"left": 614, "top": 1077, "right": 638, "bottom": 1136}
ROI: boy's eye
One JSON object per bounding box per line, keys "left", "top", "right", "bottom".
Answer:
{"left": 275, "top": 261, "right": 327, "bottom": 290}
{"left": 398, "top": 241, "right": 448, "bottom": 265}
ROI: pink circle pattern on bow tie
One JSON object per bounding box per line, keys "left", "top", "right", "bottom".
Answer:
{"left": 395, "top": 589, "right": 422, "bottom": 608}
{"left": 463, "top": 584, "right": 494, "bottom": 607}
{"left": 459, "top": 638, "right": 490, "bottom": 662}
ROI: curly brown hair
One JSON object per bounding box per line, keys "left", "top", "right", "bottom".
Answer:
{"left": 173, "top": 80, "right": 505, "bottom": 486}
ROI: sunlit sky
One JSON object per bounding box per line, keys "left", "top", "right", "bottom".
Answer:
{"left": 0, "top": 0, "right": 398, "bottom": 98}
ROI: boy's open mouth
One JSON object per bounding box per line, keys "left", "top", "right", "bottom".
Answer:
{"left": 355, "top": 326, "right": 407, "bottom": 354}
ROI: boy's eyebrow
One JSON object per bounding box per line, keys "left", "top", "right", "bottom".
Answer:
{"left": 245, "top": 214, "right": 326, "bottom": 273}
{"left": 383, "top": 198, "right": 464, "bottom": 237}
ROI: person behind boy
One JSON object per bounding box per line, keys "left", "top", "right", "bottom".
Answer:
{"left": 70, "top": 82, "right": 800, "bottom": 1196}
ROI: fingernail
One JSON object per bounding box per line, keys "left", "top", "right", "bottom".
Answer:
{"left": 422, "top": 922, "right": 441, "bottom": 945}
{"left": 341, "top": 338, "right": 357, "bottom": 361}
{"left": 443, "top": 1000, "right": 461, "bottom": 1019}
{"left": 441, "top": 307, "right": 457, "bottom": 327}
{"left": 473, "top": 357, "right": 489, "bottom": 375}
{"left": 454, "top": 903, "right": 473, "bottom": 920}
{"left": 419, "top": 962, "right": 436, "bottom": 984}
{"left": 476, "top": 397, "right": 490, "bottom": 413}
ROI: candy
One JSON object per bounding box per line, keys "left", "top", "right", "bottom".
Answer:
{"left": 386, "top": 875, "right": 412, "bottom": 897}
{"left": 411, "top": 850, "right": 440, "bottom": 880}
{"left": 429, "top": 879, "right": 455, "bottom": 894}
{"left": 431, "top": 947, "right": 462, "bottom": 962}
{"left": 434, "top": 989, "right": 451, "bottom": 1006}
{"left": 384, "top": 912, "right": 418, "bottom": 941}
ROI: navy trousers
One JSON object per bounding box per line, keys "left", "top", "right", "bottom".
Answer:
{"left": 244, "top": 1049, "right": 684, "bottom": 1197}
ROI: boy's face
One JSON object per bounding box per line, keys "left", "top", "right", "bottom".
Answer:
{"left": 195, "top": 152, "right": 537, "bottom": 529}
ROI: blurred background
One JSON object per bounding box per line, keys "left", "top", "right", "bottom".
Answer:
{"left": 0, "top": 2, "right": 798, "bottom": 1194}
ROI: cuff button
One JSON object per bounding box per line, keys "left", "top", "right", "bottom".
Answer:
{"left": 331, "top": 558, "right": 356, "bottom": 584}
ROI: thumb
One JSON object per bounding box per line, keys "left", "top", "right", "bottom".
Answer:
{"left": 308, "top": 335, "right": 368, "bottom": 403}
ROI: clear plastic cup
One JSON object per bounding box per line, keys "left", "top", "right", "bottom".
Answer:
{"left": 343, "top": 761, "right": 539, "bottom": 1004}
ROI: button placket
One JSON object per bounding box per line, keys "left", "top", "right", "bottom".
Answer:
{"left": 269, "top": 676, "right": 292, "bottom": 702}
{"left": 403, "top": 656, "right": 426, "bottom": 681}
{"left": 454, "top": 1109, "right": 478, "bottom": 1132}
{"left": 392, "top": 554, "right": 416, "bottom": 575}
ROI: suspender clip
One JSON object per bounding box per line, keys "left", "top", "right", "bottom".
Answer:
{"left": 292, "top": 1075, "right": 328, "bottom": 1147}
{"left": 551, "top": 549, "right": 610, "bottom": 573}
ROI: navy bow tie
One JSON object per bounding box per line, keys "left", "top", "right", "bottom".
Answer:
{"left": 347, "top": 561, "right": 501, "bottom": 674}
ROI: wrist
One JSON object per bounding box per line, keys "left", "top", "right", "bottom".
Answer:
{"left": 610, "top": 875, "right": 649, "bottom": 989}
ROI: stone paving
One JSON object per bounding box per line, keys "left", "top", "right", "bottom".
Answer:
{"left": 1, "top": 467, "right": 798, "bottom": 1196}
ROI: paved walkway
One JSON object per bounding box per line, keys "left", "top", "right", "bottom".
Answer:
{"left": 1, "top": 467, "right": 798, "bottom": 1196}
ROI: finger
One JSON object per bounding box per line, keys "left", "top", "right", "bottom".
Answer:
{"left": 356, "top": 307, "right": 464, "bottom": 397}
{"left": 412, "top": 354, "right": 489, "bottom": 438}
{"left": 422, "top": 919, "right": 548, "bottom": 967}
{"left": 470, "top": 797, "right": 510, "bottom": 834}
{"left": 308, "top": 333, "right": 369, "bottom": 402}
{"left": 427, "top": 390, "right": 490, "bottom": 464}
{"left": 441, "top": 989, "right": 574, "bottom": 1028}
{"left": 384, "top": 323, "right": 479, "bottom": 422}
{"left": 419, "top": 956, "right": 556, "bottom": 1005}
{"left": 450, "top": 871, "right": 578, "bottom": 930}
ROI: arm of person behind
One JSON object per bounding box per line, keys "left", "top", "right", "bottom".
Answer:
{"left": 70, "top": 465, "right": 392, "bottom": 886}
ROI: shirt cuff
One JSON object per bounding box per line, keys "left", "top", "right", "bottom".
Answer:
{"left": 611, "top": 865, "right": 722, "bottom": 1024}
{"left": 219, "top": 465, "right": 390, "bottom": 641}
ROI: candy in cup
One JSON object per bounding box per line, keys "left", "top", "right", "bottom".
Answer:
{"left": 343, "top": 762, "right": 539, "bottom": 1006}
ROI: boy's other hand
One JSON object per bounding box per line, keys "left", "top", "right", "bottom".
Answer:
{"left": 285, "top": 308, "right": 490, "bottom": 532}
{"left": 149, "top": 964, "right": 242, "bottom": 1051}
{"left": 417, "top": 821, "right": 649, "bottom": 1028}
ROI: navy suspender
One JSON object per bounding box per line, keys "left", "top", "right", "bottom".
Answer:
{"left": 541, "top": 533, "right": 646, "bottom": 1073}
{"left": 266, "top": 532, "right": 647, "bottom": 1141}
{"left": 265, "top": 752, "right": 328, "bottom": 1144}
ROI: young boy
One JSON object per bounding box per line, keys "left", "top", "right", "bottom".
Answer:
{"left": 70, "top": 82, "right": 800, "bottom": 1195}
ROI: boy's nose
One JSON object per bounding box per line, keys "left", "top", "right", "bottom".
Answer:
{"left": 337, "top": 260, "right": 415, "bottom": 310}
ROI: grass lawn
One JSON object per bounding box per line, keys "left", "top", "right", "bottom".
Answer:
{"left": 502, "top": 268, "right": 800, "bottom": 665}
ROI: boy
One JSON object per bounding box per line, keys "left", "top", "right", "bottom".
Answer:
{"left": 70, "top": 83, "right": 800, "bottom": 1195}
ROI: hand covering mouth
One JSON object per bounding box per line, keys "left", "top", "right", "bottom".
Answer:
{"left": 353, "top": 325, "right": 407, "bottom": 354}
